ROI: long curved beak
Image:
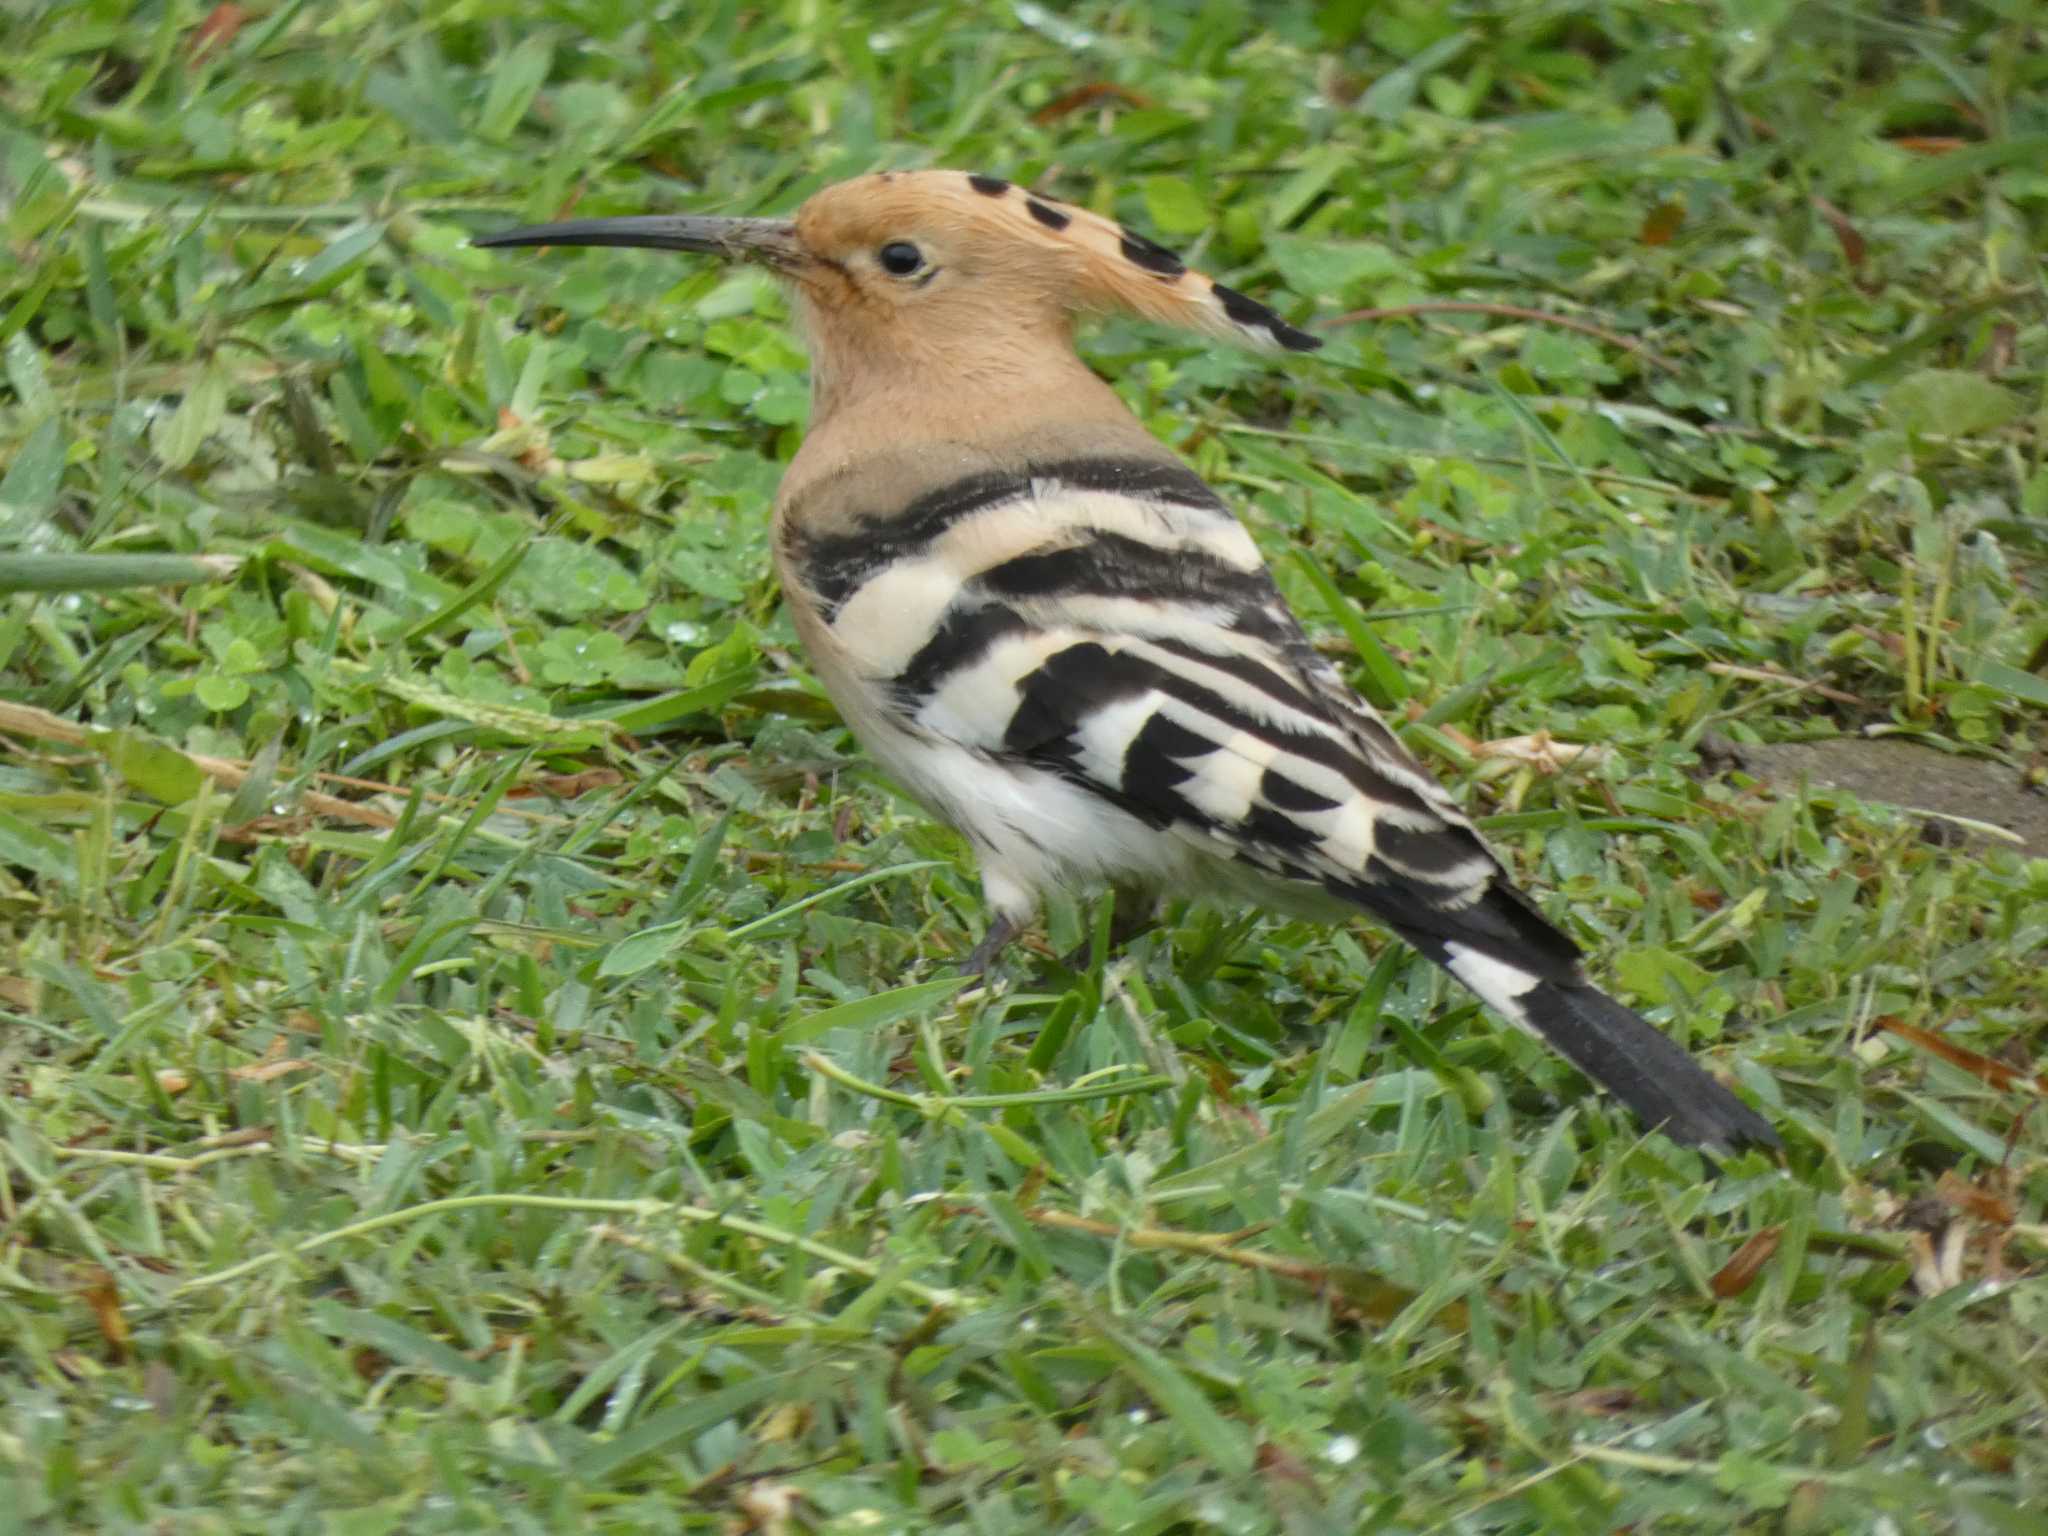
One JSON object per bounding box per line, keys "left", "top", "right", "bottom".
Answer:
{"left": 474, "top": 214, "right": 804, "bottom": 269}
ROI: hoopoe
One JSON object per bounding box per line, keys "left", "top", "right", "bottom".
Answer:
{"left": 479, "top": 171, "right": 1781, "bottom": 1153}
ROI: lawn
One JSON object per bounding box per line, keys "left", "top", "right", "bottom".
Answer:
{"left": 2, "top": 2, "right": 2045, "bottom": 1531}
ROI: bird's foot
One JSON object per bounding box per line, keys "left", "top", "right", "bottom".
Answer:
{"left": 1057, "top": 902, "right": 1158, "bottom": 972}
{"left": 961, "top": 912, "right": 1021, "bottom": 978}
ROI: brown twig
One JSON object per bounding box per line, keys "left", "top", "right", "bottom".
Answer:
{"left": 1703, "top": 662, "right": 1869, "bottom": 708}
{"left": 0, "top": 701, "right": 397, "bottom": 829}
{"left": 1023, "top": 1207, "right": 1328, "bottom": 1285}
{"left": 1320, "top": 301, "right": 1682, "bottom": 374}
{"left": 1017, "top": 1207, "right": 1465, "bottom": 1329}
{"left": 2, "top": 700, "right": 880, "bottom": 869}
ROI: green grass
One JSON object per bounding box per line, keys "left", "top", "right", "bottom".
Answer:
{"left": 3, "top": 1, "right": 2046, "bottom": 1530}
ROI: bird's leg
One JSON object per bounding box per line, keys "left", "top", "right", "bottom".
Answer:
{"left": 961, "top": 911, "right": 1022, "bottom": 977}
{"left": 1059, "top": 890, "right": 1159, "bottom": 971}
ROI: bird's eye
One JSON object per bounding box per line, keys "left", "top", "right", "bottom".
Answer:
{"left": 877, "top": 241, "right": 924, "bottom": 276}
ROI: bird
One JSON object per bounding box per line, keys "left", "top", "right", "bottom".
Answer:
{"left": 477, "top": 170, "right": 1781, "bottom": 1154}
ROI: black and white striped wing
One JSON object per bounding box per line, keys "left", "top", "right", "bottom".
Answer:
{"left": 790, "top": 454, "right": 1571, "bottom": 969}
{"left": 999, "top": 483, "right": 1581, "bottom": 975}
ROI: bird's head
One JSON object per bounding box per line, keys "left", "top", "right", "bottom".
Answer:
{"left": 477, "top": 169, "right": 1319, "bottom": 367}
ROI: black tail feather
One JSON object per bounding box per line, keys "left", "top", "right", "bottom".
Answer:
{"left": 1516, "top": 978, "right": 1782, "bottom": 1153}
